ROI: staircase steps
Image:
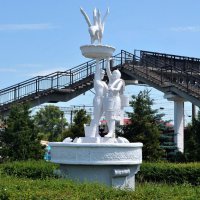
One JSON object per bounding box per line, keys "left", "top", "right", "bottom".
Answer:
{"left": 1, "top": 49, "right": 200, "bottom": 114}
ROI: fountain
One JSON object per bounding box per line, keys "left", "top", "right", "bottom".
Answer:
{"left": 48, "top": 7, "right": 143, "bottom": 190}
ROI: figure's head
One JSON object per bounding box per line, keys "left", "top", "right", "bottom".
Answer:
{"left": 100, "top": 69, "right": 105, "bottom": 80}
{"left": 112, "top": 70, "right": 121, "bottom": 80}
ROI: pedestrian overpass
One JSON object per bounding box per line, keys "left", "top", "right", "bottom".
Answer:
{"left": 1, "top": 50, "right": 200, "bottom": 152}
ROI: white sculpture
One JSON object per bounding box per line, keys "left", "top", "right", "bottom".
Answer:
{"left": 63, "top": 137, "right": 73, "bottom": 143}
{"left": 80, "top": 7, "right": 129, "bottom": 139}
{"left": 48, "top": 8, "right": 143, "bottom": 190}
{"left": 85, "top": 59, "right": 108, "bottom": 137}
{"left": 104, "top": 58, "right": 126, "bottom": 137}
{"left": 80, "top": 7, "right": 109, "bottom": 44}
{"left": 84, "top": 58, "right": 128, "bottom": 138}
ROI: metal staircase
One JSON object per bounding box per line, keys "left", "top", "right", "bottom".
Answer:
{"left": 1, "top": 50, "right": 200, "bottom": 115}
{"left": 121, "top": 50, "right": 200, "bottom": 107}
{"left": 0, "top": 51, "right": 133, "bottom": 115}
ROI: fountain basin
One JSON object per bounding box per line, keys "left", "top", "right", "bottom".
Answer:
{"left": 49, "top": 142, "right": 142, "bottom": 165}
{"left": 49, "top": 142, "right": 143, "bottom": 189}
{"left": 80, "top": 44, "right": 115, "bottom": 59}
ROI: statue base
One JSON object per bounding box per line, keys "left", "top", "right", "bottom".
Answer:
{"left": 48, "top": 141, "right": 143, "bottom": 190}
{"left": 80, "top": 44, "right": 115, "bottom": 59}
{"left": 73, "top": 136, "right": 130, "bottom": 143}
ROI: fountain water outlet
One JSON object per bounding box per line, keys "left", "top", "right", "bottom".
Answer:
{"left": 48, "top": 7, "right": 143, "bottom": 190}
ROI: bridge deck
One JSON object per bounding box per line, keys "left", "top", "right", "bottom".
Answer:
{"left": 1, "top": 50, "right": 200, "bottom": 115}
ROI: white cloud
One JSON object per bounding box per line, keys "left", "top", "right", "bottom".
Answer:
{"left": 30, "top": 68, "right": 66, "bottom": 77}
{"left": 0, "top": 23, "right": 57, "bottom": 31}
{"left": 170, "top": 26, "right": 200, "bottom": 32}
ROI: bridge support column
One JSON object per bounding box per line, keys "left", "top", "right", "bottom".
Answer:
{"left": 192, "top": 104, "right": 197, "bottom": 121}
{"left": 174, "top": 99, "right": 184, "bottom": 153}
{"left": 164, "top": 93, "right": 184, "bottom": 153}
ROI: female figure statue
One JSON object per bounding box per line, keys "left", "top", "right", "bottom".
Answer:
{"left": 87, "top": 59, "right": 108, "bottom": 137}
{"left": 104, "top": 58, "right": 125, "bottom": 138}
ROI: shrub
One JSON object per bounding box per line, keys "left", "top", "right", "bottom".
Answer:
{"left": 0, "top": 187, "right": 10, "bottom": 200}
{"left": 137, "top": 162, "right": 200, "bottom": 185}
{"left": 1, "top": 104, "right": 44, "bottom": 162}
{"left": 1, "top": 160, "right": 59, "bottom": 179}
{"left": 1, "top": 160, "right": 200, "bottom": 186}
{"left": 0, "top": 160, "right": 200, "bottom": 199}
{"left": 0, "top": 177, "right": 199, "bottom": 200}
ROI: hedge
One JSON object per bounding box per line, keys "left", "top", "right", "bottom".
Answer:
{"left": 0, "top": 176, "right": 200, "bottom": 200}
{"left": 137, "top": 162, "right": 200, "bottom": 185}
{"left": 1, "top": 160, "right": 200, "bottom": 185}
{"left": 0, "top": 160, "right": 59, "bottom": 179}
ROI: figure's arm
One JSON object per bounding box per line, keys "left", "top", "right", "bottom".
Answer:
{"left": 110, "top": 80, "right": 124, "bottom": 91}
{"left": 106, "top": 58, "right": 112, "bottom": 80}
{"left": 94, "top": 59, "right": 101, "bottom": 81}
{"left": 103, "top": 82, "right": 108, "bottom": 90}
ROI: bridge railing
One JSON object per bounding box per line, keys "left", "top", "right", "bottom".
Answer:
{"left": 0, "top": 50, "right": 133, "bottom": 106}
{"left": 131, "top": 50, "right": 163, "bottom": 84}
{"left": 134, "top": 50, "right": 200, "bottom": 97}
{"left": 139, "top": 50, "right": 200, "bottom": 71}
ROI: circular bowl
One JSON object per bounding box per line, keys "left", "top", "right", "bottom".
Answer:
{"left": 48, "top": 142, "right": 143, "bottom": 165}
{"left": 80, "top": 45, "right": 115, "bottom": 59}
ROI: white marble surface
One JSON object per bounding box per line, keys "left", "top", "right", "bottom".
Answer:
{"left": 49, "top": 142, "right": 143, "bottom": 165}
{"left": 80, "top": 44, "right": 115, "bottom": 59}
{"left": 80, "top": 8, "right": 109, "bottom": 44}
{"left": 48, "top": 7, "right": 143, "bottom": 190}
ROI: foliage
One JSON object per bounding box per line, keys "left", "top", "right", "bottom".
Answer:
{"left": 157, "top": 116, "right": 184, "bottom": 162}
{"left": 0, "top": 117, "right": 6, "bottom": 129}
{"left": 1, "top": 104, "right": 43, "bottom": 162}
{"left": 1, "top": 160, "right": 200, "bottom": 199}
{"left": 184, "top": 116, "right": 200, "bottom": 162}
{"left": 1, "top": 160, "right": 200, "bottom": 186}
{"left": 0, "top": 176, "right": 199, "bottom": 199}
{"left": 62, "top": 109, "right": 91, "bottom": 139}
{"left": 117, "top": 90, "right": 164, "bottom": 161}
{"left": 0, "top": 117, "right": 6, "bottom": 163}
{"left": 137, "top": 162, "right": 200, "bottom": 185}
{"left": 0, "top": 160, "right": 59, "bottom": 179}
{"left": 33, "top": 105, "right": 68, "bottom": 141}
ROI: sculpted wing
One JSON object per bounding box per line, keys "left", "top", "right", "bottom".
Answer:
{"left": 102, "top": 8, "right": 109, "bottom": 24}
{"left": 97, "top": 9, "right": 101, "bottom": 26}
{"left": 93, "top": 8, "right": 98, "bottom": 25}
{"left": 80, "top": 8, "right": 92, "bottom": 27}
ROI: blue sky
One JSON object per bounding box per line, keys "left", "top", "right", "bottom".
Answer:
{"left": 0, "top": 0, "right": 199, "bottom": 123}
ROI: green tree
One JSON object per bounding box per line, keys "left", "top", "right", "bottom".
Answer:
{"left": 1, "top": 104, "right": 43, "bottom": 161}
{"left": 33, "top": 105, "right": 68, "bottom": 141}
{"left": 62, "top": 109, "right": 91, "bottom": 139}
{"left": 118, "top": 90, "right": 163, "bottom": 161}
{"left": 0, "top": 117, "right": 6, "bottom": 162}
{"left": 184, "top": 115, "right": 200, "bottom": 161}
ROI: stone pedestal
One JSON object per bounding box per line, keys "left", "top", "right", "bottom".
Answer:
{"left": 49, "top": 142, "right": 143, "bottom": 190}
{"left": 60, "top": 164, "right": 140, "bottom": 190}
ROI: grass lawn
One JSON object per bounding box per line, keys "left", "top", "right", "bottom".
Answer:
{"left": 0, "top": 175, "right": 200, "bottom": 200}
